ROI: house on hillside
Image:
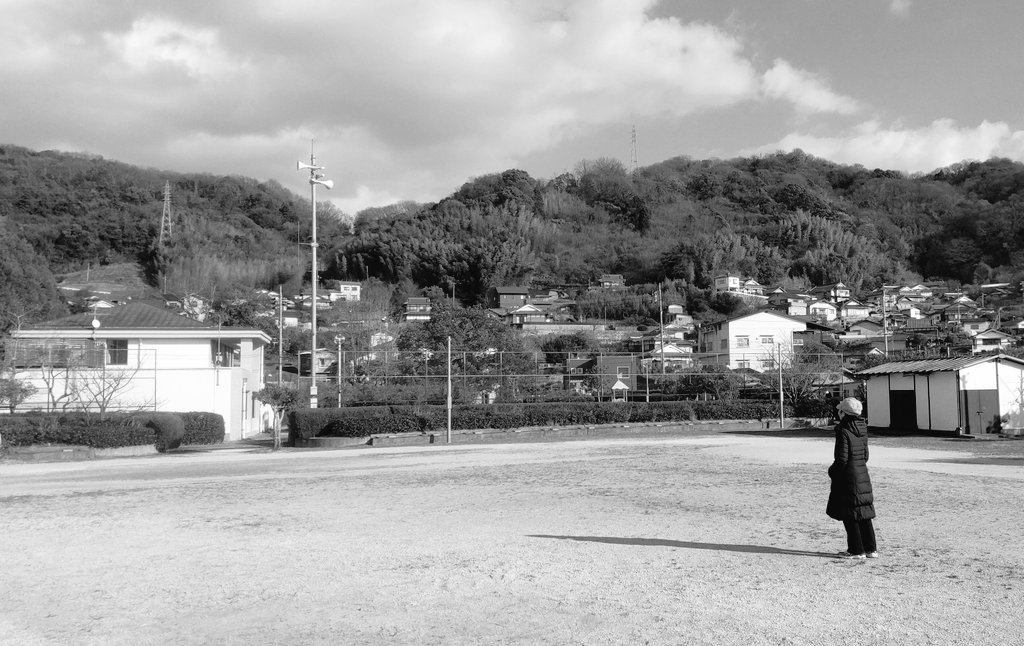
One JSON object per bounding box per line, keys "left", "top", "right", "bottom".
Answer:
{"left": 597, "top": 274, "right": 625, "bottom": 289}
{"left": 768, "top": 291, "right": 810, "bottom": 317}
{"left": 807, "top": 300, "right": 838, "bottom": 322}
{"left": 857, "top": 354, "right": 1024, "bottom": 435}
{"left": 327, "top": 281, "right": 361, "bottom": 302}
{"left": 838, "top": 299, "right": 872, "bottom": 322}
{"left": 403, "top": 297, "right": 432, "bottom": 322}
{"left": 490, "top": 286, "right": 530, "bottom": 310}
{"left": 972, "top": 330, "right": 1012, "bottom": 355}
{"left": 809, "top": 282, "right": 851, "bottom": 303}
{"left": 698, "top": 311, "right": 807, "bottom": 372}
{"left": 8, "top": 303, "right": 270, "bottom": 440}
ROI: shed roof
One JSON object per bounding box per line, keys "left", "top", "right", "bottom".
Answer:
{"left": 856, "top": 353, "right": 1024, "bottom": 376}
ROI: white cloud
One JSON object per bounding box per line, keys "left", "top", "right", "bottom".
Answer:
{"left": 889, "top": 0, "right": 912, "bottom": 17}
{"left": 761, "top": 60, "right": 861, "bottom": 115}
{"left": 752, "top": 119, "right": 1024, "bottom": 173}
{"left": 0, "top": 0, "right": 875, "bottom": 211}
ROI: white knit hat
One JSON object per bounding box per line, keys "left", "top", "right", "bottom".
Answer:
{"left": 837, "top": 397, "right": 863, "bottom": 417}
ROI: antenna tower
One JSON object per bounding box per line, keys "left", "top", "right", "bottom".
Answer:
{"left": 159, "top": 181, "right": 173, "bottom": 246}
{"left": 630, "top": 124, "right": 639, "bottom": 175}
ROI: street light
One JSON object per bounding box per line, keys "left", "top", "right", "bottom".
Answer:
{"left": 297, "top": 142, "right": 333, "bottom": 408}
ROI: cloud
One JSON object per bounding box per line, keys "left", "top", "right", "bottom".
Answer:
{"left": 752, "top": 119, "right": 1024, "bottom": 173}
{"left": 888, "top": 0, "right": 912, "bottom": 17}
{"left": 761, "top": 60, "right": 861, "bottom": 115}
{"left": 0, "top": 0, "right": 864, "bottom": 211}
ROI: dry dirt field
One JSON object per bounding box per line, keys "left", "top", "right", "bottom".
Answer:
{"left": 2, "top": 429, "right": 1023, "bottom": 645}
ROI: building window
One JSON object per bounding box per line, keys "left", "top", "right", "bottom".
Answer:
{"left": 616, "top": 367, "right": 629, "bottom": 379}
{"left": 735, "top": 336, "right": 750, "bottom": 348}
{"left": 760, "top": 336, "right": 774, "bottom": 345}
{"left": 720, "top": 339, "right": 728, "bottom": 350}
{"left": 737, "top": 360, "right": 750, "bottom": 369}
{"left": 107, "top": 339, "right": 128, "bottom": 365}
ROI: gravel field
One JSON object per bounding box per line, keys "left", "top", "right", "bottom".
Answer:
{"left": 2, "top": 429, "right": 1023, "bottom": 645}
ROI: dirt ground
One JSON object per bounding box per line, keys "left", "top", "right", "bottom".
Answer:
{"left": 2, "top": 429, "right": 1023, "bottom": 645}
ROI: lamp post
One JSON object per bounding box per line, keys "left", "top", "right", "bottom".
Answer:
{"left": 297, "top": 143, "right": 333, "bottom": 408}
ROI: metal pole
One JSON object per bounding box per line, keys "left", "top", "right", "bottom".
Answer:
{"left": 278, "top": 285, "right": 283, "bottom": 385}
{"left": 882, "top": 287, "right": 889, "bottom": 355}
{"left": 309, "top": 143, "right": 319, "bottom": 408}
{"left": 447, "top": 336, "right": 452, "bottom": 444}
{"left": 659, "top": 285, "right": 666, "bottom": 377}
{"left": 777, "top": 343, "right": 784, "bottom": 429}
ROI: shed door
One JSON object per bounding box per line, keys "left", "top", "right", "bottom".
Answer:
{"left": 889, "top": 390, "right": 917, "bottom": 431}
{"left": 961, "top": 390, "right": 1000, "bottom": 434}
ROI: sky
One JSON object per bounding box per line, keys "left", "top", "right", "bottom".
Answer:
{"left": 3, "top": 0, "right": 1024, "bottom": 216}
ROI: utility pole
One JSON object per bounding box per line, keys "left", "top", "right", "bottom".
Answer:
{"left": 159, "top": 181, "right": 173, "bottom": 246}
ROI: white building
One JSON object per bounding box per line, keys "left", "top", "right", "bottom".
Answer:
{"left": 9, "top": 303, "right": 271, "bottom": 440}
{"left": 858, "top": 354, "right": 1024, "bottom": 435}
{"left": 698, "top": 311, "right": 807, "bottom": 372}
{"left": 329, "top": 281, "right": 361, "bottom": 302}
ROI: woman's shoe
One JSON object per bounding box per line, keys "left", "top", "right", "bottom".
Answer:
{"left": 837, "top": 551, "right": 866, "bottom": 559}
{"left": 866, "top": 551, "right": 879, "bottom": 559}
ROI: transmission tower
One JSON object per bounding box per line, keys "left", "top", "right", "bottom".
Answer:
{"left": 630, "top": 124, "right": 639, "bottom": 175}
{"left": 159, "top": 181, "right": 173, "bottom": 246}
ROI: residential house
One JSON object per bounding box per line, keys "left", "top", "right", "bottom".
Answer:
{"left": 768, "top": 291, "right": 810, "bottom": 317}
{"left": 492, "top": 286, "right": 530, "bottom": 310}
{"left": 858, "top": 354, "right": 1024, "bottom": 434}
{"left": 597, "top": 274, "right": 625, "bottom": 289}
{"left": 959, "top": 317, "right": 993, "bottom": 337}
{"left": 8, "top": 303, "right": 270, "bottom": 440}
{"left": 972, "top": 330, "right": 1012, "bottom": 355}
{"left": 507, "top": 304, "right": 548, "bottom": 326}
{"left": 837, "top": 299, "right": 872, "bottom": 322}
{"left": 299, "top": 348, "right": 337, "bottom": 376}
{"left": 807, "top": 300, "right": 838, "bottom": 322}
{"left": 809, "top": 282, "right": 851, "bottom": 303}
{"left": 698, "top": 311, "right": 807, "bottom": 372}
{"left": 713, "top": 274, "right": 767, "bottom": 298}
{"left": 328, "top": 281, "right": 361, "bottom": 302}
{"left": 847, "top": 319, "right": 885, "bottom": 338}
{"left": 403, "top": 297, "right": 432, "bottom": 322}
{"left": 645, "top": 340, "right": 695, "bottom": 372}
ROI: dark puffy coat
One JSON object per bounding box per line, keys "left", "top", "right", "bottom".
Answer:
{"left": 826, "top": 414, "right": 876, "bottom": 521}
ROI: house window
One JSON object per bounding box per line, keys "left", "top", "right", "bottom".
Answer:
{"left": 106, "top": 339, "right": 128, "bottom": 365}
{"left": 737, "top": 360, "right": 750, "bottom": 369}
{"left": 760, "top": 336, "right": 774, "bottom": 345}
{"left": 735, "top": 336, "right": 750, "bottom": 348}
{"left": 720, "top": 339, "right": 728, "bottom": 350}
{"left": 616, "top": 367, "right": 629, "bottom": 379}
{"left": 793, "top": 338, "right": 804, "bottom": 346}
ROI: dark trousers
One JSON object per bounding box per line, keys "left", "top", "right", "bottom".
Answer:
{"left": 843, "top": 518, "right": 877, "bottom": 554}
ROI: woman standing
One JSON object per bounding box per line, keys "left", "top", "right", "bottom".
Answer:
{"left": 827, "top": 397, "right": 878, "bottom": 559}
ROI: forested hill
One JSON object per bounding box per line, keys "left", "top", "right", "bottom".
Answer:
{"left": 0, "top": 144, "right": 347, "bottom": 331}
{"left": 3, "top": 143, "right": 1024, "bottom": 332}
{"left": 327, "top": 153, "right": 1024, "bottom": 306}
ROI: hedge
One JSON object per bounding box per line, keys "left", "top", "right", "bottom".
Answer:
{"left": 147, "top": 413, "right": 185, "bottom": 453}
{"left": 179, "top": 412, "right": 226, "bottom": 445}
{"left": 0, "top": 413, "right": 155, "bottom": 449}
{"left": 288, "top": 399, "right": 797, "bottom": 442}
{"left": 0, "top": 411, "right": 225, "bottom": 451}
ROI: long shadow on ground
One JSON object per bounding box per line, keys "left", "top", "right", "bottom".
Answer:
{"left": 528, "top": 535, "right": 834, "bottom": 558}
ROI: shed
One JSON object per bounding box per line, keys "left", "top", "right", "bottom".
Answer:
{"left": 856, "top": 354, "right": 1024, "bottom": 435}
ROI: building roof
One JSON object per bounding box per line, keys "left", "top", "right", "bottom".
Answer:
{"left": 496, "top": 286, "right": 530, "bottom": 294}
{"left": 25, "top": 303, "right": 212, "bottom": 331}
{"left": 856, "top": 354, "right": 1024, "bottom": 376}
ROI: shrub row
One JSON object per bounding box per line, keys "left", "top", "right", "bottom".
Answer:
{"left": 289, "top": 400, "right": 796, "bottom": 442}
{"left": 0, "top": 411, "right": 225, "bottom": 450}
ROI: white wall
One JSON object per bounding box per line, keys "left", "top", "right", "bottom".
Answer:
{"left": 865, "top": 377, "right": 890, "bottom": 428}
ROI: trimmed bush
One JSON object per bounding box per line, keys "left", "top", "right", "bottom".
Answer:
{"left": 147, "top": 413, "right": 185, "bottom": 453}
{"left": 0, "top": 413, "right": 154, "bottom": 449}
{"left": 179, "top": 412, "right": 225, "bottom": 445}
